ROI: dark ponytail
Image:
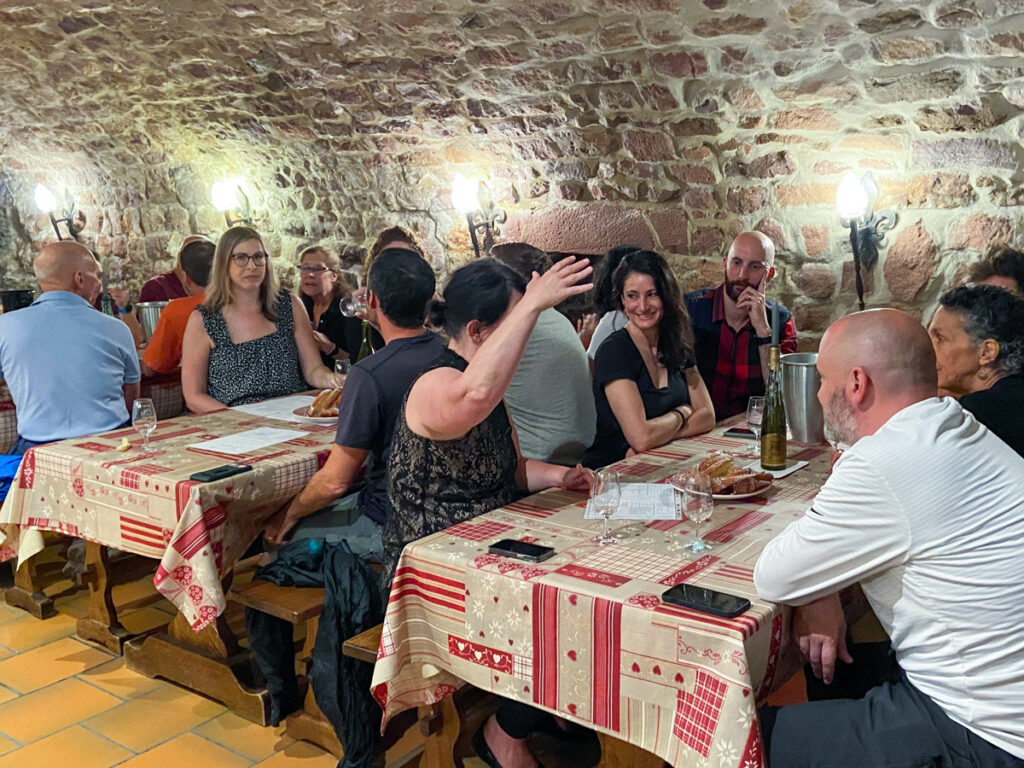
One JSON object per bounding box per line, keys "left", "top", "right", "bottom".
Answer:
{"left": 436, "top": 259, "right": 526, "bottom": 337}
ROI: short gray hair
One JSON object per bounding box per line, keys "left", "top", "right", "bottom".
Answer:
{"left": 939, "top": 285, "right": 1024, "bottom": 377}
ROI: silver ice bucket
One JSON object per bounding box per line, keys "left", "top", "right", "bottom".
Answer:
{"left": 137, "top": 301, "right": 168, "bottom": 341}
{"left": 781, "top": 352, "right": 826, "bottom": 444}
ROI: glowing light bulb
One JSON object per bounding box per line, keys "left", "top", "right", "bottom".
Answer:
{"left": 34, "top": 183, "right": 57, "bottom": 213}
{"left": 211, "top": 178, "right": 243, "bottom": 212}
{"left": 451, "top": 174, "right": 480, "bottom": 215}
{"left": 836, "top": 172, "right": 870, "bottom": 221}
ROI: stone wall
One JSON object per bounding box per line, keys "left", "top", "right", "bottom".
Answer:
{"left": 2, "top": 0, "right": 1024, "bottom": 347}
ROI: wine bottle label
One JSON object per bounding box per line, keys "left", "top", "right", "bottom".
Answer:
{"left": 760, "top": 434, "right": 787, "bottom": 470}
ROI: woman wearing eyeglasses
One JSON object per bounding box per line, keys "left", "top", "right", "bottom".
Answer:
{"left": 182, "top": 227, "right": 339, "bottom": 413}
{"left": 297, "top": 245, "right": 363, "bottom": 367}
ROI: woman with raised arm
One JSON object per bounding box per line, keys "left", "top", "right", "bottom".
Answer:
{"left": 584, "top": 250, "right": 715, "bottom": 468}
{"left": 182, "top": 226, "right": 338, "bottom": 413}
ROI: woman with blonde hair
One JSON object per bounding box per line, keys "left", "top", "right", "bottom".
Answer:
{"left": 182, "top": 226, "right": 338, "bottom": 413}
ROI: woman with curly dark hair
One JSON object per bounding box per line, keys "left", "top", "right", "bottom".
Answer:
{"left": 928, "top": 284, "right": 1024, "bottom": 455}
{"left": 584, "top": 250, "right": 715, "bottom": 468}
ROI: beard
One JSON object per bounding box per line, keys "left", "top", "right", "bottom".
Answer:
{"left": 822, "top": 387, "right": 858, "bottom": 447}
{"left": 724, "top": 271, "right": 758, "bottom": 301}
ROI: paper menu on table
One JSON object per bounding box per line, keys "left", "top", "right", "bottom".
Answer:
{"left": 187, "top": 427, "right": 310, "bottom": 456}
{"left": 231, "top": 395, "right": 315, "bottom": 423}
{"left": 583, "top": 483, "right": 680, "bottom": 520}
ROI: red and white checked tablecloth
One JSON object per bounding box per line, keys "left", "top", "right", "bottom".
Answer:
{"left": 0, "top": 404, "right": 336, "bottom": 630}
{"left": 0, "top": 373, "right": 184, "bottom": 454}
{"left": 371, "top": 430, "right": 832, "bottom": 768}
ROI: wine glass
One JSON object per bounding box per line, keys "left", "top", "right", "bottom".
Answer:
{"left": 340, "top": 275, "right": 368, "bottom": 318}
{"left": 680, "top": 470, "right": 714, "bottom": 555}
{"left": 132, "top": 398, "right": 157, "bottom": 452}
{"left": 334, "top": 358, "right": 351, "bottom": 377}
{"left": 746, "top": 396, "right": 764, "bottom": 443}
{"left": 591, "top": 469, "right": 621, "bottom": 546}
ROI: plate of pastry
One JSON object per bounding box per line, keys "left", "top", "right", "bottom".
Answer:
{"left": 292, "top": 388, "right": 342, "bottom": 424}
{"left": 670, "top": 454, "right": 774, "bottom": 500}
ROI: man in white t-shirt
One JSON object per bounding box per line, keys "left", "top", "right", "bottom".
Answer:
{"left": 754, "top": 309, "right": 1024, "bottom": 767}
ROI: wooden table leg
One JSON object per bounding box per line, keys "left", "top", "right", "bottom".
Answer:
{"left": 419, "top": 695, "right": 460, "bottom": 766}
{"left": 4, "top": 554, "right": 55, "bottom": 619}
{"left": 123, "top": 568, "right": 271, "bottom": 725}
{"left": 597, "top": 733, "right": 668, "bottom": 768}
{"left": 76, "top": 542, "right": 142, "bottom": 654}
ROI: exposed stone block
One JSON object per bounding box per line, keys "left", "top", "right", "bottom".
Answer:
{"left": 755, "top": 219, "right": 787, "bottom": 250}
{"left": 726, "top": 185, "right": 768, "bottom": 214}
{"left": 795, "top": 264, "right": 837, "bottom": 299}
{"left": 774, "top": 106, "right": 841, "bottom": 131}
{"left": 840, "top": 260, "right": 877, "bottom": 298}
{"left": 650, "top": 51, "right": 708, "bottom": 78}
{"left": 690, "top": 226, "right": 726, "bottom": 255}
{"left": 693, "top": 15, "right": 768, "bottom": 37}
{"left": 877, "top": 174, "right": 976, "bottom": 209}
{"left": 857, "top": 9, "right": 924, "bottom": 34}
{"left": 911, "top": 139, "right": 1016, "bottom": 170}
{"left": 668, "top": 165, "right": 717, "bottom": 184}
{"left": 872, "top": 37, "right": 945, "bottom": 63}
{"left": 949, "top": 214, "right": 1014, "bottom": 250}
{"left": 802, "top": 225, "right": 830, "bottom": 257}
{"left": 775, "top": 184, "right": 835, "bottom": 207}
{"left": 647, "top": 210, "right": 689, "bottom": 252}
{"left": 914, "top": 104, "right": 1003, "bottom": 133}
{"left": 793, "top": 302, "right": 835, "bottom": 333}
{"left": 747, "top": 151, "right": 795, "bottom": 179}
{"left": 883, "top": 221, "right": 937, "bottom": 302}
{"left": 503, "top": 205, "right": 656, "bottom": 254}
{"left": 623, "top": 131, "right": 675, "bottom": 161}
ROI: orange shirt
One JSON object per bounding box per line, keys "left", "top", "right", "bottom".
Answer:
{"left": 142, "top": 294, "right": 204, "bottom": 374}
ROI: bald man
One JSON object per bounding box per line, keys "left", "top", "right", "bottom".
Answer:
{"left": 685, "top": 231, "right": 798, "bottom": 419}
{"left": 0, "top": 242, "right": 140, "bottom": 453}
{"left": 139, "top": 234, "right": 211, "bottom": 302}
{"left": 754, "top": 310, "right": 1024, "bottom": 768}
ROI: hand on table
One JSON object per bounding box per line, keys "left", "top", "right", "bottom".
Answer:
{"left": 794, "top": 592, "right": 853, "bottom": 685}
{"left": 560, "top": 463, "right": 593, "bottom": 492}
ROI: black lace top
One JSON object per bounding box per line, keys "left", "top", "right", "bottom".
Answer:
{"left": 200, "top": 289, "right": 308, "bottom": 407}
{"left": 383, "top": 347, "right": 520, "bottom": 588}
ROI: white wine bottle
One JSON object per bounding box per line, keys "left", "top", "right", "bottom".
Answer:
{"left": 760, "top": 345, "right": 787, "bottom": 470}
{"left": 356, "top": 320, "right": 377, "bottom": 361}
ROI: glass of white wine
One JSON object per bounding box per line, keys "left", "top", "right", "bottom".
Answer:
{"left": 746, "top": 396, "right": 764, "bottom": 443}
{"left": 681, "top": 470, "right": 714, "bottom": 555}
{"left": 132, "top": 398, "right": 157, "bottom": 452}
{"left": 592, "top": 469, "right": 621, "bottom": 546}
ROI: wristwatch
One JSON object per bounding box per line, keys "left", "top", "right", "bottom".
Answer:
{"left": 755, "top": 335, "right": 772, "bottom": 346}
{"left": 117, "top": 302, "right": 133, "bottom": 314}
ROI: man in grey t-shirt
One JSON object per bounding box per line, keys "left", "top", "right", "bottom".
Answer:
{"left": 491, "top": 242, "right": 595, "bottom": 465}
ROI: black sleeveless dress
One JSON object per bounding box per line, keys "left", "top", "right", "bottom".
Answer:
{"left": 383, "top": 348, "right": 520, "bottom": 588}
{"left": 200, "top": 289, "right": 308, "bottom": 407}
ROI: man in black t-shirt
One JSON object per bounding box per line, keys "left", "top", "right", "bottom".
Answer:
{"left": 263, "top": 248, "right": 443, "bottom": 550}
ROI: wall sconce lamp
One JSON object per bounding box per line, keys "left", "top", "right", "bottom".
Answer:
{"left": 34, "top": 183, "right": 82, "bottom": 241}
{"left": 836, "top": 171, "right": 896, "bottom": 312}
{"left": 211, "top": 178, "right": 253, "bottom": 227}
{"left": 452, "top": 174, "right": 506, "bottom": 259}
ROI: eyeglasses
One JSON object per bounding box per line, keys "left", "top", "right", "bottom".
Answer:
{"left": 298, "top": 264, "right": 330, "bottom": 273}
{"left": 231, "top": 252, "right": 267, "bottom": 266}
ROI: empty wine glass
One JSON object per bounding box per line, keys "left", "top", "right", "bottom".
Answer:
{"left": 680, "top": 470, "right": 714, "bottom": 555}
{"left": 591, "top": 469, "right": 621, "bottom": 546}
{"left": 132, "top": 398, "right": 157, "bottom": 452}
{"left": 746, "top": 396, "right": 765, "bottom": 443}
{"left": 334, "top": 358, "right": 351, "bottom": 377}
{"left": 340, "top": 273, "right": 368, "bottom": 318}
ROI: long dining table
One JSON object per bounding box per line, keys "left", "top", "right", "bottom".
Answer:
{"left": 371, "top": 424, "right": 832, "bottom": 768}
{"left": 0, "top": 395, "right": 336, "bottom": 724}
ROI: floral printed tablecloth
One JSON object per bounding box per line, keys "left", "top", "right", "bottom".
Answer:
{"left": 371, "top": 430, "right": 832, "bottom": 768}
{"left": 0, "top": 404, "right": 335, "bottom": 630}
{"left": 0, "top": 373, "right": 185, "bottom": 454}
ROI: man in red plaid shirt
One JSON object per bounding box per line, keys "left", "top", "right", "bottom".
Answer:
{"left": 684, "top": 231, "right": 797, "bottom": 419}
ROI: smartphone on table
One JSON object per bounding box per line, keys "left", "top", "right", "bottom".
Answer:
{"left": 661, "top": 583, "right": 751, "bottom": 618}
{"left": 189, "top": 464, "right": 253, "bottom": 483}
{"left": 488, "top": 538, "right": 555, "bottom": 563}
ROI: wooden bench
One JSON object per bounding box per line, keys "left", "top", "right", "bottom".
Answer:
{"left": 231, "top": 579, "right": 425, "bottom": 767}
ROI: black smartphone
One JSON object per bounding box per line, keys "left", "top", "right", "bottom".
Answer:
{"left": 723, "top": 427, "right": 756, "bottom": 439}
{"left": 488, "top": 538, "right": 555, "bottom": 563}
{"left": 189, "top": 464, "right": 253, "bottom": 483}
{"left": 661, "top": 583, "right": 751, "bottom": 618}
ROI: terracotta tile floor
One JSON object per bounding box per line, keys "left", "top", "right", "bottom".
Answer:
{"left": 0, "top": 585, "right": 342, "bottom": 767}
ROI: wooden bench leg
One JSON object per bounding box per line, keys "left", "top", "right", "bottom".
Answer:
{"left": 4, "top": 555, "right": 55, "bottom": 619}
{"left": 596, "top": 732, "right": 667, "bottom": 768}
{"left": 419, "top": 696, "right": 460, "bottom": 766}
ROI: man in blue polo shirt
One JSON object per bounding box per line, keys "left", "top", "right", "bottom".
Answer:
{"left": 0, "top": 242, "right": 140, "bottom": 454}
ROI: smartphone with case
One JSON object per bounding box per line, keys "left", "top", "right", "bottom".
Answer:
{"left": 661, "top": 583, "right": 751, "bottom": 618}
{"left": 723, "top": 427, "right": 756, "bottom": 439}
{"left": 189, "top": 464, "right": 252, "bottom": 483}
{"left": 488, "top": 539, "right": 555, "bottom": 563}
